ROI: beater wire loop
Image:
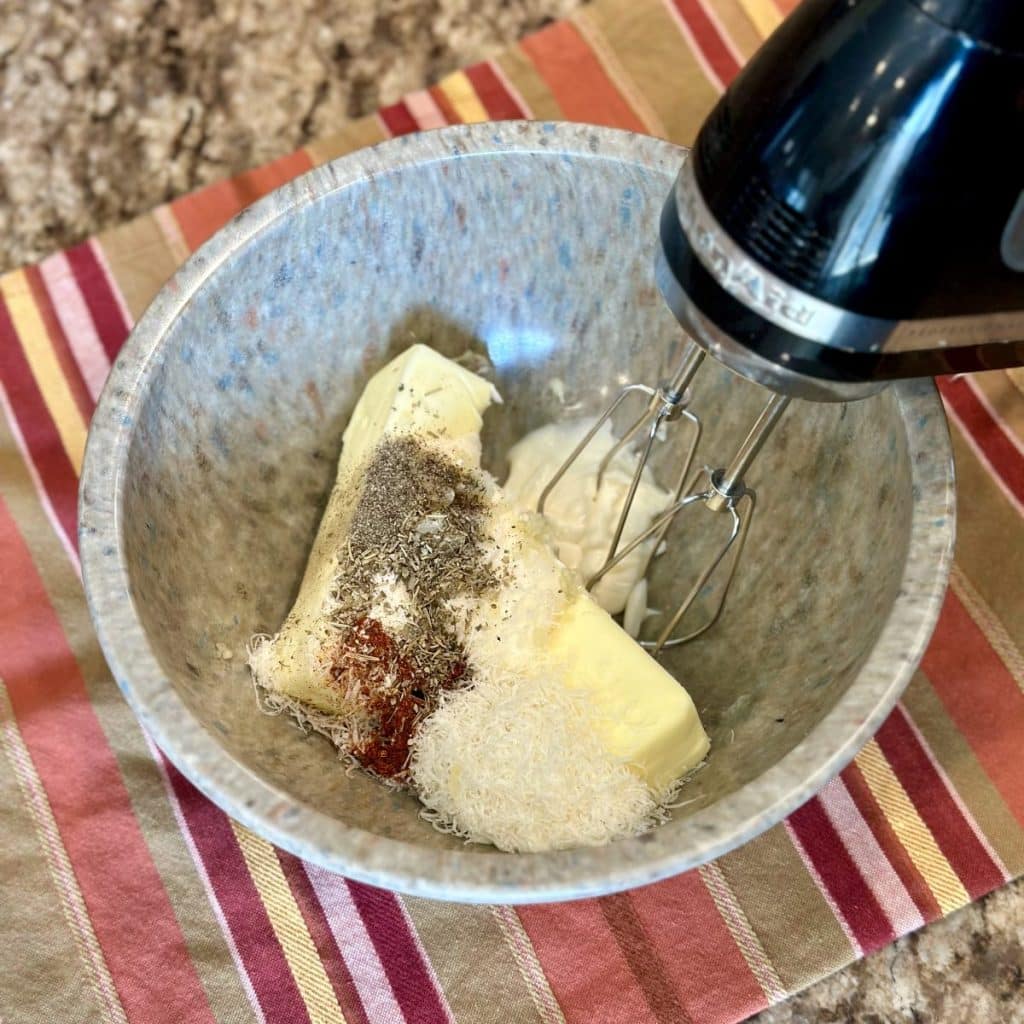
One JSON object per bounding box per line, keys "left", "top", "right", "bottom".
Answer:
{"left": 536, "top": 340, "right": 789, "bottom": 650}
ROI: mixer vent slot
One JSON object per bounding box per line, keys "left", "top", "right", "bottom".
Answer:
{"left": 726, "top": 175, "right": 832, "bottom": 289}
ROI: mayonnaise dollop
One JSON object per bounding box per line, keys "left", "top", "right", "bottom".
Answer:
{"left": 503, "top": 419, "right": 671, "bottom": 617}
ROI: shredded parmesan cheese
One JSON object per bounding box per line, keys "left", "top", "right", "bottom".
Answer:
{"left": 411, "top": 668, "right": 663, "bottom": 852}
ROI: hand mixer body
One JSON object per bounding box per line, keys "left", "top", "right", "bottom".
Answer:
{"left": 658, "top": 0, "right": 1024, "bottom": 400}
{"left": 540, "top": 0, "right": 1023, "bottom": 645}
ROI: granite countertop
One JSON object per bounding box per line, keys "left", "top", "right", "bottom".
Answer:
{"left": 0, "top": 0, "right": 579, "bottom": 270}
{"left": 2, "top": 2, "right": 1021, "bottom": 1020}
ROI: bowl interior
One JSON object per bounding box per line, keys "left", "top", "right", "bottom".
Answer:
{"left": 102, "top": 125, "right": 940, "bottom": 888}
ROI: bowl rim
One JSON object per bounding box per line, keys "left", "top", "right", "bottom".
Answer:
{"left": 79, "top": 121, "right": 957, "bottom": 903}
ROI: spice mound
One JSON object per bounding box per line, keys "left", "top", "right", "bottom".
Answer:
{"left": 318, "top": 436, "right": 496, "bottom": 783}
{"left": 248, "top": 344, "right": 709, "bottom": 853}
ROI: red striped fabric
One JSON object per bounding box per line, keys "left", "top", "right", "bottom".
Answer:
{"left": 233, "top": 152, "right": 317, "bottom": 209}
{"left": 379, "top": 101, "right": 421, "bottom": 137}
{"left": 302, "top": 864, "right": 408, "bottom": 1022}
{"left": 816, "top": 778, "right": 924, "bottom": 937}
{"left": 37, "top": 251, "right": 113, "bottom": 403}
{"left": 630, "top": 873, "right": 767, "bottom": 1023}
{"left": 278, "top": 853, "right": 373, "bottom": 1024}
{"left": 668, "top": 0, "right": 743, "bottom": 86}
{"left": 841, "top": 761, "right": 943, "bottom": 922}
{"left": 0, "top": 500, "right": 217, "bottom": 1024}
{"left": 170, "top": 151, "right": 314, "bottom": 251}
{"left": 599, "top": 893, "right": 695, "bottom": 1024}
{"left": 788, "top": 799, "right": 894, "bottom": 954}
{"left": 0, "top": 296, "right": 80, "bottom": 552}
{"left": 429, "top": 85, "right": 463, "bottom": 125}
{"left": 347, "top": 881, "right": 451, "bottom": 1024}
{"left": 875, "top": 707, "right": 1005, "bottom": 900}
{"left": 939, "top": 376, "right": 1024, "bottom": 508}
{"left": 171, "top": 180, "right": 252, "bottom": 253}
{"left": 23, "top": 265, "right": 95, "bottom": 423}
{"left": 923, "top": 592, "right": 1024, "bottom": 829}
{"left": 64, "top": 241, "right": 132, "bottom": 362}
{"left": 464, "top": 62, "right": 529, "bottom": 120}
{"left": 165, "top": 765, "right": 313, "bottom": 1024}
{"left": 2, "top": 5, "right": 1023, "bottom": 1023}
{"left": 520, "top": 20, "right": 647, "bottom": 132}
{"left": 519, "top": 898, "right": 657, "bottom": 1024}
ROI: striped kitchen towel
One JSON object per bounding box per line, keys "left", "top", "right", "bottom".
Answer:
{"left": 1, "top": 0, "right": 1022, "bottom": 1021}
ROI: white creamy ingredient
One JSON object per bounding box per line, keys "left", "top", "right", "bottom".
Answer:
{"left": 622, "top": 578, "right": 648, "bottom": 640}
{"left": 503, "top": 419, "right": 671, "bottom": 615}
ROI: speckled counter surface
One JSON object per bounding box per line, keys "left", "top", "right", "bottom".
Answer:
{"left": 3, "top": 1, "right": 1021, "bottom": 1019}
{"left": 757, "top": 883, "right": 1023, "bottom": 1023}
{"left": 0, "top": 0, "right": 579, "bottom": 270}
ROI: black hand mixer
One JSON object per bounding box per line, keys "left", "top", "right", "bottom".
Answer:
{"left": 540, "top": 0, "right": 1024, "bottom": 650}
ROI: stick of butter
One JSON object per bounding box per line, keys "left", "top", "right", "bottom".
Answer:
{"left": 549, "top": 595, "right": 710, "bottom": 794}
{"left": 249, "top": 344, "right": 495, "bottom": 714}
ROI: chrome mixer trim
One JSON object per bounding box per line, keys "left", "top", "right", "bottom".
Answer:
{"left": 671, "top": 159, "right": 890, "bottom": 347}
{"left": 886, "top": 310, "right": 1024, "bottom": 351}
{"left": 656, "top": 249, "right": 887, "bottom": 402}
{"left": 670, "top": 160, "right": 1024, "bottom": 354}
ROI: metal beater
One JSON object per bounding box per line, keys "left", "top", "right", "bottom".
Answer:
{"left": 538, "top": 339, "right": 788, "bottom": 653}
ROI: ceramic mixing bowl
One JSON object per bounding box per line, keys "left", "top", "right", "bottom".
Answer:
{"left": 80, "top": 122, "right": 955, "bottom": 902}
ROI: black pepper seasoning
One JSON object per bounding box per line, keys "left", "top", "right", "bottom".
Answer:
{"left": 326, "top": 436, "right": 505, "bottom": 782}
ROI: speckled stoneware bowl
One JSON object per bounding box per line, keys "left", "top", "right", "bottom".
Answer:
{"left": 80, "top": 122, "right": 955, "bottom": 903}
